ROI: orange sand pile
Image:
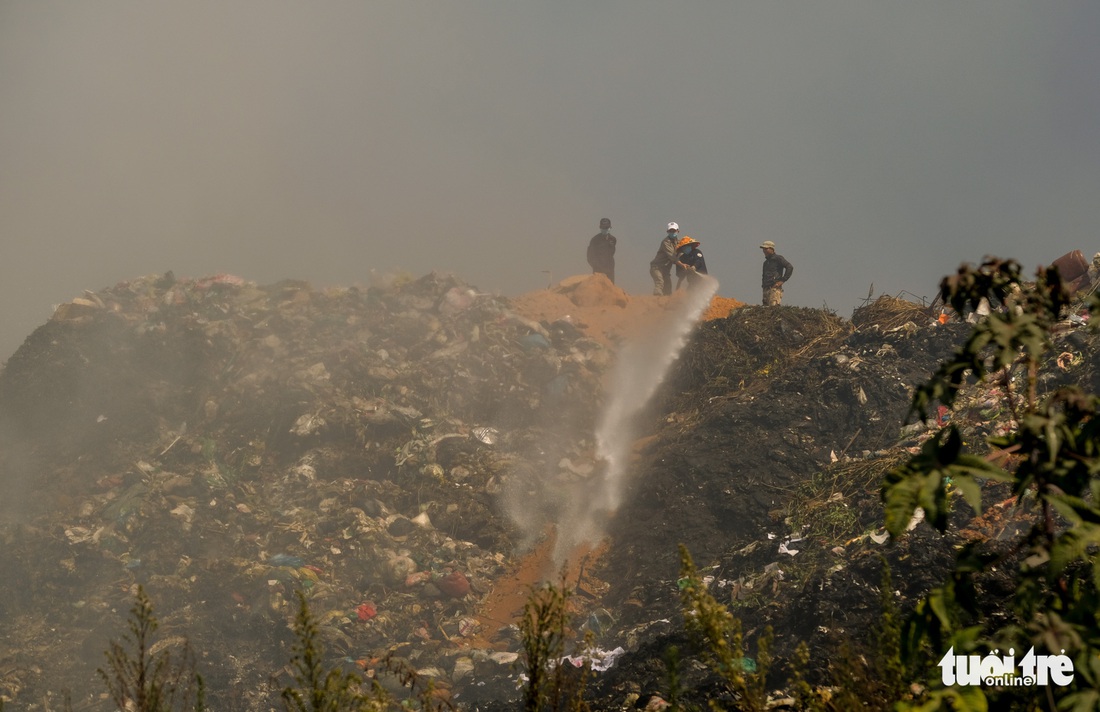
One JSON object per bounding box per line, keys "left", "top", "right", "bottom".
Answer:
{"left": 702, "top": 295, "right": 744, "bottom": 320}
{"left": 509, "top": 274, "right": 744, "bottom": 346}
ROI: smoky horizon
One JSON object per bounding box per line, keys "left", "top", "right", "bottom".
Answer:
{"left": 3, "top": 3, "right": 1100, "bottom": 364}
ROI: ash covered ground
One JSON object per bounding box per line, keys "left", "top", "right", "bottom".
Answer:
{"left": 1, "top": 271, "right": 1094, "bottom": 709}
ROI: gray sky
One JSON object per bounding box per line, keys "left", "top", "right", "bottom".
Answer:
{"left": 3, "top": 2, "right": 1100, "bottom": 363}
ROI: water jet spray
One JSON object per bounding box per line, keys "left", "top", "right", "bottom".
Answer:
{"left": 553, "top": 276, "right": 720, "bottom": 564}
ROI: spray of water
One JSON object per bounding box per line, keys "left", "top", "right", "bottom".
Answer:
{"left": 552, "top": 275, "right": 720, "bottom": 564}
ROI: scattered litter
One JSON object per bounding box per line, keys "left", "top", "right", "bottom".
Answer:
{"left": 268, "top": 554, "right": 305, "bottom": 568}
{"left": 869, "top": 530, "right": 890, "bottom": 545}
{"left": 489, "top": 652, "right": 519, "bottom": 665}
{"left": 7, "top": 268, "right": 1092, "bottom": 708}
{"left": 472, "top": 426, "right": 499, "bottom": 445}
{"left": 561, "top": 646, "right": 626, "bottom": 672}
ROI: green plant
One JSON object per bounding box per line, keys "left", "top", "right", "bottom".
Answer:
{"left": 882, "top": 257, "right": 1100, "bottom": 710}
{"left": 519, "top": 578, "right": 590, "bottom": 712}
{"left": 281, "top": 590, "right": 390, "bottom": 712}
{"left": 663, "top": 645, "right": 686, "bottom": 711}
{"left": 786, "top": 458, "right": 905, "bottom": 546}
{"left": 198, "top": 436, "right": 242, "bottom": 488}
{"left": 789, "top": 642, "right": 825, "bottom": 712}
{"left": 380, "top": 655, "right": 455, "bottom": 712}
{"left": 281, "top": 590, "right": 455, "bottom": 712}
{"left": 875, "top": 560, "right": 907, "bottom": 702}
{"left": 784, "top": 561, "right": 910, "bottom": 712}
{"left": 678, "top": 544, "right": 771, "bottom": 712}
{"left": 677, "top": 548, "right": 911, "bottom": 710}
{"left": 98, "top": 585, "right": 205, "bottom": 712}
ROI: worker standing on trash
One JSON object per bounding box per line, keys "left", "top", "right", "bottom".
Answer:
{"left": 675, "top": 236, "right": 708, "bottom": 291}
{"left": 586, "top": 217, "right": 617, "bottom": 283}
{"left": 760, "top": 240, "right": 793, "bottom": 305}
{"left": 650, "top": 222, "right": 686, "bottom": 296}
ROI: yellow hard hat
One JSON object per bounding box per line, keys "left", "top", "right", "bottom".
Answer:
{"left": 677, "top": 236, "right": 698, "bottom": 249}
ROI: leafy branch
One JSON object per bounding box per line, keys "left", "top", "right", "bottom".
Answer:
{"left": 882, "top": 256, "right": 1100, "bottom": 710}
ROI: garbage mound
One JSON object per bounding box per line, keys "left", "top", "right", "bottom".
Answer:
{"left": 3, "top": 270, "right": 1097, "bottom": 709}
{"left": 584, "top": 297, "right": 1100, "bottom": 706}
{"left": 0, "top": 271, "right": 616, "bottom": 708}
{"left": 851, "top": 293, "right": 935, "bottom": 330}
{"left": 599, "top": 304, "right": 976, "bottom": 626}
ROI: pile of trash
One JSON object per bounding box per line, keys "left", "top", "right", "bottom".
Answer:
{"left": 4, "top": 265, "right": 1100, "bottom": 709}
{"left": 596, "top": 303, "right": 970, "bottom": 611}
{"left": 581, "top": 288, "right": 1100, "bottom": 705}
{"left": 851, "top": 293, "right": 935, "bottom": 331}
{"left": 0, "top": 271, "right": 617, "bottom": 708}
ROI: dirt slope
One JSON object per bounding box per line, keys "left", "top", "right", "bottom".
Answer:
{"left": 508, "top": 273, "right": 744, "bottom": 347}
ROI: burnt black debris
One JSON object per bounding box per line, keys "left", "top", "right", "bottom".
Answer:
{"left": 2, "top": 278, "right": 1098, "bottom": 709}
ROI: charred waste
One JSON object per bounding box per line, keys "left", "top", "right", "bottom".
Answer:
{"left": 1, "top": 269, "right": 1098, "bottom": 709}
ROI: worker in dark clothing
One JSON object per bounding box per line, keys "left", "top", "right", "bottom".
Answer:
{"left": 586, "top": 217, "right": 617, "bottom": 283}
{"left": 675, "top": 236, "right": 708, "bottom": 291}
{"left": 650, "top": 222, "right": 686, "bottom": 296}
{"left": 760, "top": 240, "right": 793, "bottom": 305}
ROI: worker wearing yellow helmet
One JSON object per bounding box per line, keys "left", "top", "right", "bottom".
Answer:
{"left": 675, "top": 236, "right": 708, "bottom": 291}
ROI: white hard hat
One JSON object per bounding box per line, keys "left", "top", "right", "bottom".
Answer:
{"left": 667, "top": 222, "right": 679, "bottom": 232}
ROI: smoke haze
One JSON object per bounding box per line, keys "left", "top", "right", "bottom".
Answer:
{"left": 496, "top": 276, "right": 719, "bottom": 569}
{"left": 3, "top": 3, "right": 1100, "bottom": 362}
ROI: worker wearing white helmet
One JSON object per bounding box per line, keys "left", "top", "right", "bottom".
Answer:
{"left": 650, "top": 222, "right": 686, "bottom": 296}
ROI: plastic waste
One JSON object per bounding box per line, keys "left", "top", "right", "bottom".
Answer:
{"left": 471, "top": 426, "right": 498, "bottom": 445}
{"left": 561, "top": 646, "right": 626, "bottom": 672}
{"left": 519, "top": 333, "right": 552, "bottom": 351}
{"left": 268, "top": 554, "right": 305, "bottom": 568}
